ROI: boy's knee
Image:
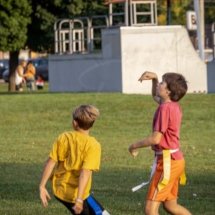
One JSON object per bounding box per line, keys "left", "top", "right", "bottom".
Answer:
{"left": 144, "top": 206, "right": 150, "bottom": 215}
{"left": 144, "top": 204, "right": 155, "bottom": 215}
{"left": 144, "top": 200, "right": 160, "bottom": 215}
{"left": 163, "top": 203, "right": 171, "bottom": 213}
{"left": 163, "top": 200, "right": 177, "bottom": 213}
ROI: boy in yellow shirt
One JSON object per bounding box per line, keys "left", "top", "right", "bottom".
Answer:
{"left": 39, "top": 105, "right": 110, "bottom": 215}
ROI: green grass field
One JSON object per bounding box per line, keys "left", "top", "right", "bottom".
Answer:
{"left": 0, "top": 82, "right": 214, "bottom": 215}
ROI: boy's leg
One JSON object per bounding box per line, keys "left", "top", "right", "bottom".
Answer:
{"left": 85, "top": 195, "right": 110, "bottom": 214}
{"left": 163, "top": 199, "right": 192, "bottom": 215}
{"left": 86, "top": 195, "right": 105, "bottom": 215}
{"left": 55, "top": 195, "right": 99, "bottom": 215}
{"left": 55, "top": 196, "right": 75, "bottom": 214}
{"left": 145, "top": 200, "right": 161, "bottom": 215}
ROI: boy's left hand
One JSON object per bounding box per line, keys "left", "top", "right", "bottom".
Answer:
{"left": 72, "top": 202, "right": 83, "bottom": 214}
{"left": 138, "top": 71, "right": 157, "bottom": 82}
{"left": 39, "top": 186, "right": 51, "bottom": 207}
{"left": 128, "top": 145, "right": 139, "bottom": 157}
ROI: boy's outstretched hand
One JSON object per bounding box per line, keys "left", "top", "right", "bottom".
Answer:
{"left": 138, "top": 71, "right": 157, "bottom": 82}
{"left": 39, "top": 186, "right": 51, "bottom": 207}
{"left": 128, "top": 145, "right": 139, "bottom": 157}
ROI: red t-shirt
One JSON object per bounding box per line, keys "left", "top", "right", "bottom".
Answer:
{"left": 153, "top": 102, "right": 183, "bottom": 160}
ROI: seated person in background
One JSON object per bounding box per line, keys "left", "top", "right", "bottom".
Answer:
{"left": 36, "top": 75, "right": 44, "bottom": 90}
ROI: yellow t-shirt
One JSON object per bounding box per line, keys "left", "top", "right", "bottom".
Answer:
{"left": 49, "top": 131, "right": 101, "bottom": 203}
{"left": 25, "top": 64, "right": 36, "bottom": 79}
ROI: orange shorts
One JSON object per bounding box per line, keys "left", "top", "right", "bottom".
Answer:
{"left": 146, "top": 158, "right": 185, "bottom": 202}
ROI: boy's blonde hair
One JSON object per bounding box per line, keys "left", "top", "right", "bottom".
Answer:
{"left": 72, "top": 105, "right": 100, "bottom": 130}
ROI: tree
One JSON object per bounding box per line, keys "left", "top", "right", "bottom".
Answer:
{"left": 205, "top": 1, "right": 215, "bottom": 25}
{"left": 27, "top": 0, "right": 214, "bottom": 56}
{"left": 157, "top": 0, "right": 215, "bottom": 26}
{"left": 0, "top": 0, "right": 31, "bottom": 91}
{"left": 27, "top": 0, "right": 106, "bottom": 53}
{"left": 0, "top": 0, "right": 106, "bottom": 92}
{"left": 157, "top": 0, "right": 191, "bottom": 25}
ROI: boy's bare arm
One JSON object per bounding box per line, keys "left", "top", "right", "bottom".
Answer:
{"left": 138, "top": 71, "right": 160, "bottom": 104}
{"left": 39, "top": 158, "right": 56, "bottom": 207}
{"left": 128, "top": 131, "right": 163, "bottom": 156}
{"left": 73, "top": 169, "right": 92, "bottom": 214}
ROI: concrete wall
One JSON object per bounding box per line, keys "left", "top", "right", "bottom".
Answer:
{"left": 49, "top": 54, "right": 122, "bottom": 92}
{"left": 207, "top": 60, "right": 215, "bottom": 93}
{"left": 49, "top": 28, "right": 122, "bottom": 92}
{"left": 49, "top": 26, "right": 208, "bottom": 93}
{"left": 120, "top": 26, "right": 207, "bottom": 94}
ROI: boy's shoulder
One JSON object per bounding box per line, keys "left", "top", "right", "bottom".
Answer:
{"left": 160, "top": 102, "right": 180, "bottom": 108}
{"left": 158, "top": 102, "right": 181, "bottom": 113}
{"left": 61, "top": 131, "right": 100, "bottom": 145}
{"left": 55, "top": 131, "right": 100, "bottom": 153}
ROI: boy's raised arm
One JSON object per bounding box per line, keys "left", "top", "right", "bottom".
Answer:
{"left": 138, "top": 71, "right": 160, "bottom": 104}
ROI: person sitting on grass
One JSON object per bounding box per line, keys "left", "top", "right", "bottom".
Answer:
{"left": 129, "top": 71, "right": 192, "bottom": 215}
{"left": 35, "top": 75, "right": 44, "bottom": 90}
{"left": 39, "top": 104, "right": 110, "bottom": 215}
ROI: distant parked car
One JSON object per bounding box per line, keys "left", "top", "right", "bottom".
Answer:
{"left": 2, "top": 58, "right": 49, "bottom": 82}
{"left": 2, "top": 69, "right": 9, "bottom": 82}
{"left": 31, "top": 58, "right": 49, "bottom": 81}
{"left": 0, "top": 59, "right": 9, "bottom": 79}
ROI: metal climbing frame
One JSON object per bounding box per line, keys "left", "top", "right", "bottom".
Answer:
{"left": 54, "top": 18, "right": 88, "bottom": 54}
{"left": 54, "top": 0, "right": 158, "bottom": 54}
{"left": 54, "top": 16, "right": 109, "bottom": 54}
{"left": 104, "top": 0, "right": 157, "bottom": 26}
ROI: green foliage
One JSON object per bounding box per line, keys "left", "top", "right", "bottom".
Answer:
{"left": 157, "top": 0, "right": 215, "bottom": 25}
{"left": 0, "top": 0, "right": 214, "bottom": 53}
{"left": 0, "top": 83, "right": 214, "bottom": 214}
{"left": 66, "top": 0, "right": 84, "bottom": 15}
{"left": 27, "top": 0, "right": 106, "bottom": 52}
{"left": 27, "top": 1, "right": 56, "bottom": 52}
{"left": 170, "top": 0, "right": 191, "bottom": 25}
{"left": 0, "top": 0, "right": 31, "bottom": 51}
{"left": 157, "top": 0, "right": 190, "bottom": 25}
{"left": 205, "top": 3, "right": 215, "bottom": 24}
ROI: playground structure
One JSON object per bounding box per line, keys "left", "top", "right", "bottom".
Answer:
{"left": 49, "top": 0, "right": 214, "bottom": 93}
{"left": 54, "top": 0, "right": 157, "bottom": 54}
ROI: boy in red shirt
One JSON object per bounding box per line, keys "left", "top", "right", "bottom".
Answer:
{"left": 129, "top": 71, "right": 192, "bottom": 215}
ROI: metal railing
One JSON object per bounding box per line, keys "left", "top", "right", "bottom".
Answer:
{"left": 54, "top": 0, "right": 158, "bottom": 54}
{"left": 105, "top": 0, "right": 157, "bottom": 26}
{"left": 54, "top": 16, "right": 109, "bottom": 54}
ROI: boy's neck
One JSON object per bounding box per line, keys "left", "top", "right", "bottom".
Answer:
{"left": 161, "top": 97, "right": 172, "bottom": 103}
{"left": 75, "top": 128, "right": 90, "bottom": 135}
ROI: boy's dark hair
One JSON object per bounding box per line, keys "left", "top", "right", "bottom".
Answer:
{"left": 72, "top": 105, "right": 100, "bottom": 130}
{"left": 162, "top": 73, "right": 188, "bottom": 101}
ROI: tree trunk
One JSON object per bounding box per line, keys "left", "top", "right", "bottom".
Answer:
{"left": 8, "top": 51, "right": 19, "bottom": 92}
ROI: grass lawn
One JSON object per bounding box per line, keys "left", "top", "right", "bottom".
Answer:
{"left": 0, "top": 82, "right": 214, "bottom": 215}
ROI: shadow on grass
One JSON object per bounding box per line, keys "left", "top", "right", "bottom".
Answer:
{"left": 0, "top": 163, "right": 214, "bottom": 214}
{"left": 0, "top": 162, "right": 42, "bottom": 201}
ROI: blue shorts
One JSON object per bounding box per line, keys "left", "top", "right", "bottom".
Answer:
{"left": 55, "top": 195, "right": 108, "bottom": 215}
